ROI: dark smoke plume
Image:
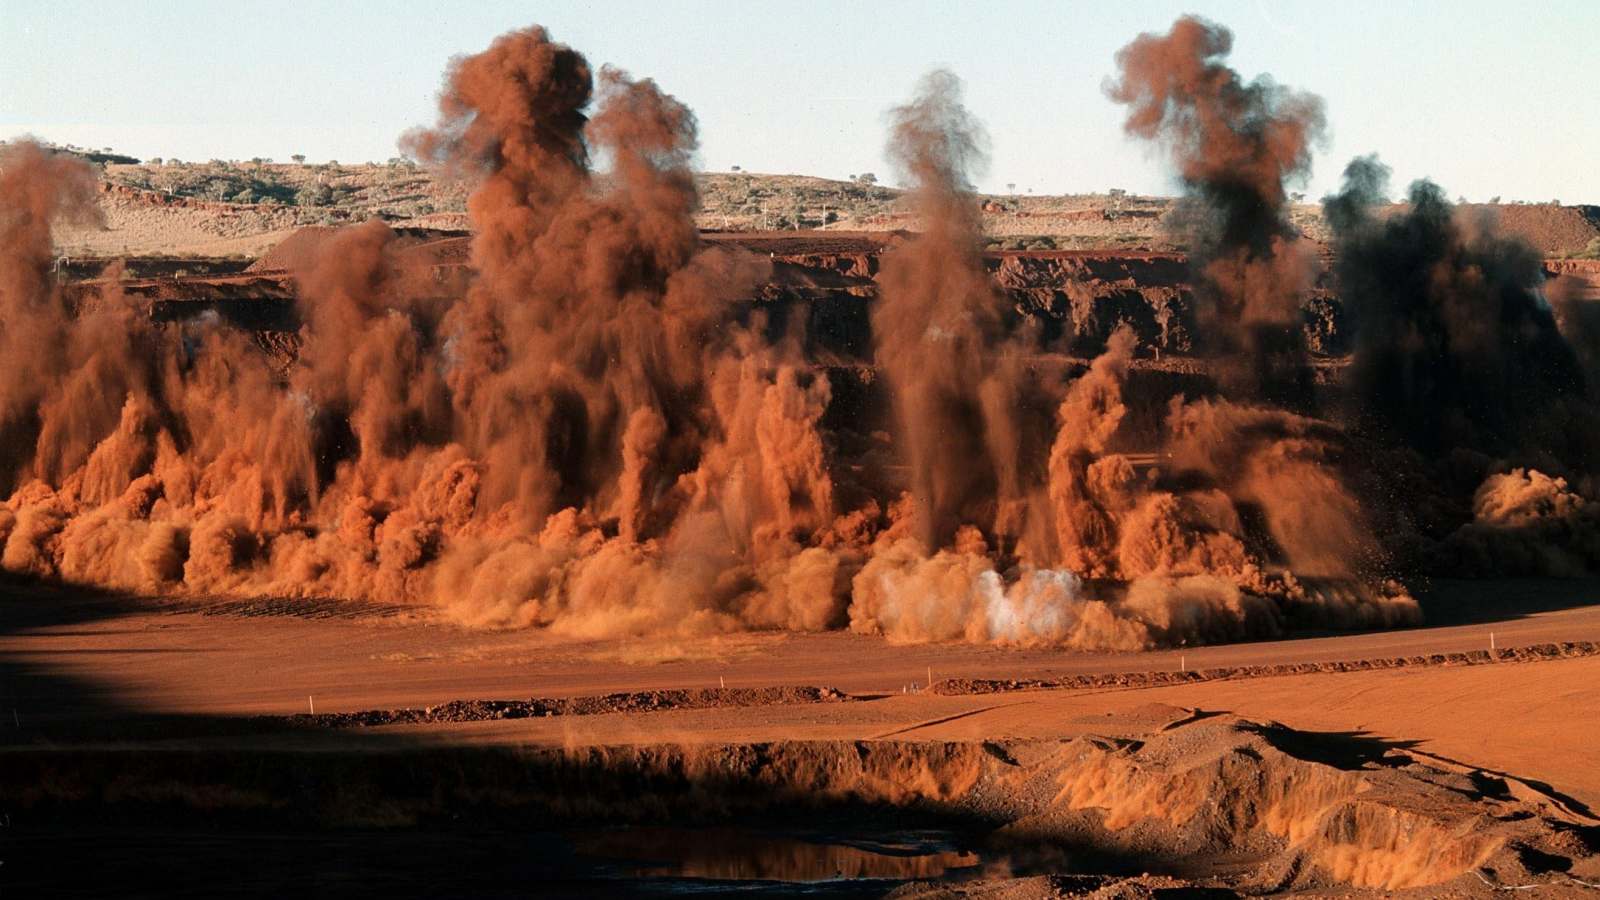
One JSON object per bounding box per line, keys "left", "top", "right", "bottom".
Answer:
{"left": 1108, "top": 15, "right": 1325, "bottom": 403}
{"left": 1325, "top": 155, "right": 1595, "bottom": 465}
{"left": 1324, "top": 156, "right": 1600, "bottom": 576}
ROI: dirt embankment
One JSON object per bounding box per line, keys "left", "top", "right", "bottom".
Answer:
{"left": 1469, "top": 203, "right": 1600, "bottom": 256}
{"left": 9, "top": 712, "right": 1596, "bottom": 895}
{"left": 290, "top": 684, "right": 851, "bottom": 728}
{"left": 934, "top": 640, "right": 1600, "bottom": 696}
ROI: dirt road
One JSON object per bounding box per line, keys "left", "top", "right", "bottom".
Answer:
{"left": 4, "top": 577, "right": 1598, "bottom": 809}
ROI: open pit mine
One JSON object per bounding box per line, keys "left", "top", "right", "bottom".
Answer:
{"left": 5, "top": 15, "right": 1600, "bottom": 899}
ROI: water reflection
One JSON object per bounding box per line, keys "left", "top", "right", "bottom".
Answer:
{"left": 575, "top": 826, "right": 984, "bottom": 883}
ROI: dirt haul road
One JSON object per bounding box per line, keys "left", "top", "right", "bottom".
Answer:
{"left": 5, "top": 577, "right": 1599, "bottom": 810}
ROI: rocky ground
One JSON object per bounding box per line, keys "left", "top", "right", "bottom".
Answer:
{"left": 22, "top": 145, "right": 1598, "bottom": 259}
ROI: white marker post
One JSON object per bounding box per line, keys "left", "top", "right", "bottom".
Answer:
{"left": 308, "top": 696, "right": 315, "bottom": 716}
{"left": 719, "top": 675, "right": 726, "bottom": 689}
{"left": 1181, "top": 655, "right": 1186, "bottom": 673}
{"left": 1491, "top": 632, "right": 1496, "bottom": 652}
{"left": 927, "top": 666, "right": 933, "bottom": 690}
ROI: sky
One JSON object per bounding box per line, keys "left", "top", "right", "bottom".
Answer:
{"left": 2, "top": 0, "right": 1596, "bottom": 203}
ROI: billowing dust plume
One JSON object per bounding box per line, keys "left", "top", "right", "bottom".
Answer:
{"left": 1107, "top": 15, "right": 1324, "bottom": 404}
{"left": 2, "top": 30, "right": 845, "bottom": 638}
{"left": 2, "top": 24, "right": 1418, "bottom": 646}
{"left": 846, "top": 68, "right": 1414, "bottom": 646}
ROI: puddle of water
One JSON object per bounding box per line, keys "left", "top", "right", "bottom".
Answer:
{"left": 574, "top": 826, "right": 985, "bottom": 886}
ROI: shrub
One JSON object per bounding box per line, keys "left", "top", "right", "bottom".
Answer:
{"left": 295, "top": 182, "right": 333, "bottom": 207}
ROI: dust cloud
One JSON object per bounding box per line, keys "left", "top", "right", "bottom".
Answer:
{"left": 4, "top": 18, "right": 1501, "bottom": 648}
{"left": 847, "top": 60, "right": 1414, "bottom": 646}
{"left": 1107, "top": 14, "right": 1325, "bottom": 405}
{"left": 3, "top": 30, "right": 847, "bottom": 638}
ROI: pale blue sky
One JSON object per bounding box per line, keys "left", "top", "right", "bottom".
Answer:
{"left": 2, "top": 1, "right": 1596, "bottom": 202}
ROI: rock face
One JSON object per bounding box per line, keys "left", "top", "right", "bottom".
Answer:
{"left": 1548, "top": 258, "right": 1600, "bottom": 300}
{"left": 63, "top": 226, "right": 1585, "bottom": 380}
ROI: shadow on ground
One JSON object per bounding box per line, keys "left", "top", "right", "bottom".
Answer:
{"left": 0, "top": 577, "right": 1164, "bottom": 898}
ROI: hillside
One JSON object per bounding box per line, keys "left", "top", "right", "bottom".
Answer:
{"left": 30, "top": 151, "right": 1599, "bottom": 259}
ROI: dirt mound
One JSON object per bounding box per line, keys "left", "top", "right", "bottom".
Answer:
{"left": 247, "top": 224, "right": 472, "bottom": 273}
{"left": 1019, "top": 714, "right": 1598, "bottom": 892}
{"left": 243, "top": 224, "right": 341, "bottom": 272}
{"left": 54, "top": 182, "right": 330, "bottom": 258}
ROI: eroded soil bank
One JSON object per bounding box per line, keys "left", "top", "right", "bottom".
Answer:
{"left": 7, "top": 711, "right": 1597, "bottom": 897}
